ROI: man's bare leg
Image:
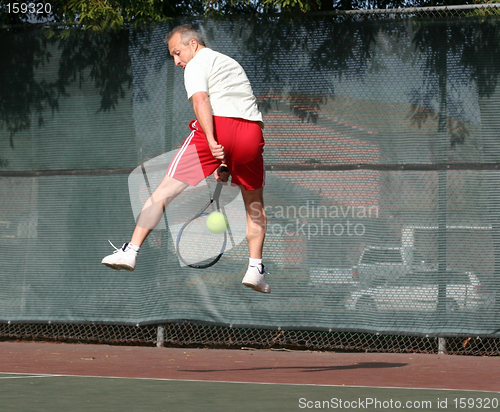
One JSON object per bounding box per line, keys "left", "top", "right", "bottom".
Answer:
{"left": 131, "top": 175, "right": 189, "bottom": 247}
{"left": 102, "top": 175, "right": 188, "bottom": 271}
{"left": 240, "top": 186, "right": 266, "bottom": 259}
{"left": 240, "top": 186, "right": 270, "bottom": 293}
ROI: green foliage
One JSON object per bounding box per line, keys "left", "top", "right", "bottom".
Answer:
{"left": 262, "top": 0, "right": 321, "bottom": 13}
{"left": 0, "top": 0, "right": 495, "bottom": 31}
{"left": 0, "top": 0, "right": 195, "bottom": 32}
{"left": 59, "top": 0, "right": 183, "bottom": 30}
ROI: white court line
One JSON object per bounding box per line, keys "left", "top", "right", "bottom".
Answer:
{"left": 0, "top": 372, "right": 498, "bottom": 394}
{"left": 0, "top": 374, "right": 58, "bottom": 380}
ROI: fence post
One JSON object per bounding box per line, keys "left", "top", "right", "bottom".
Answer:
{"left": 157, "top": 325, "right": 165, "bottom": 348}
{"left": 438, "top": 337, "right": 446, "bottom": 354}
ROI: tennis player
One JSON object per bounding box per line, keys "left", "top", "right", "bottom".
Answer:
{"left": 101, "top": 24, "right": 270, "bottom": 293}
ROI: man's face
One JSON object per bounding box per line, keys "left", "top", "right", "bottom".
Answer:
{"left": 168, "top": 32, "right": 196, "bottom": 69}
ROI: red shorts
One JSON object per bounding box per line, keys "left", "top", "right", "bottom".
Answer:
{"left": 167, "top": 117, "right": 265, "bottom": 191}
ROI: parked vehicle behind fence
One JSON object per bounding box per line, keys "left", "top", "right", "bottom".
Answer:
{"left": 353, "top": 246, "right": 436, "bottom": 285}
{"left": 346, "top": 270, "right": 490, "bottom": 312}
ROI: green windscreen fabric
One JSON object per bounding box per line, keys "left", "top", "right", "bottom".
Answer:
{"left": 1, "top": 15, "right": 500, "bottom": 337}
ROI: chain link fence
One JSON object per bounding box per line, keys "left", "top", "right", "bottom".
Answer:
{"left": 1, "top": 321, "right": 499, "bottom": 356}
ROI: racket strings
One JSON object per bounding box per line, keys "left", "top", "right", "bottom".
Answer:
{"left": 177, "top": 212, "right": 227, "bottom": 267}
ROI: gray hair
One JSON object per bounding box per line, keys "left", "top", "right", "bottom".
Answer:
{"left": 165, "top": 24, "right": 206, "bottom": 47}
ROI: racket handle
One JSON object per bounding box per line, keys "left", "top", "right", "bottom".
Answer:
{"left": 220, "top": 165, "right": 229, "bottom": 173}
{"left": 213, "top": 182, "right": 224, "bottom": 201}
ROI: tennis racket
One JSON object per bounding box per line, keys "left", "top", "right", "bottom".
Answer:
{"left": 175, "top": 167, "right": 229, "bottom": 269}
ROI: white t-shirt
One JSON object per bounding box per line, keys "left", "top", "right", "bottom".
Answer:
{"left": 184, "top": 48, "right": 263, "bottom": 122}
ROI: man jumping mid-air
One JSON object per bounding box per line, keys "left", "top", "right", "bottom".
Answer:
{"left": 101, "top": 24, "right": 270, "bottom": 293}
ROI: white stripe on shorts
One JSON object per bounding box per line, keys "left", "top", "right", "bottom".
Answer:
{"left": 167, "top": 121, "right": 198, "bottom": 178}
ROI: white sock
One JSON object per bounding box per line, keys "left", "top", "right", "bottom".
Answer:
{"left": 127, "top": 243, "right": 140, "bottom": 253}
{"left": 249, "top": 258, "right": 262, "bottom": 268}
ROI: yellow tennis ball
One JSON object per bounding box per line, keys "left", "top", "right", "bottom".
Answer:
{"left": 206, "top": 211, "right": 228, "bottom": 234}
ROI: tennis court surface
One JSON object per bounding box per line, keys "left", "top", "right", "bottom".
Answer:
{"left": 0, "top": 341, "right": 498, "bottom": 411}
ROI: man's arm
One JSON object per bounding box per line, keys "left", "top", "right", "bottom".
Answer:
{"left": 191, "top": 91, "right": 225, "bottom": 162}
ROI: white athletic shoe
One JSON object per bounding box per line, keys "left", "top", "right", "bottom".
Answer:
{"left": 242, "top": 265, "right": 271, "bottom": 294}
{"left": 101, "top": 241, "right": 137, "bottom": 271}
